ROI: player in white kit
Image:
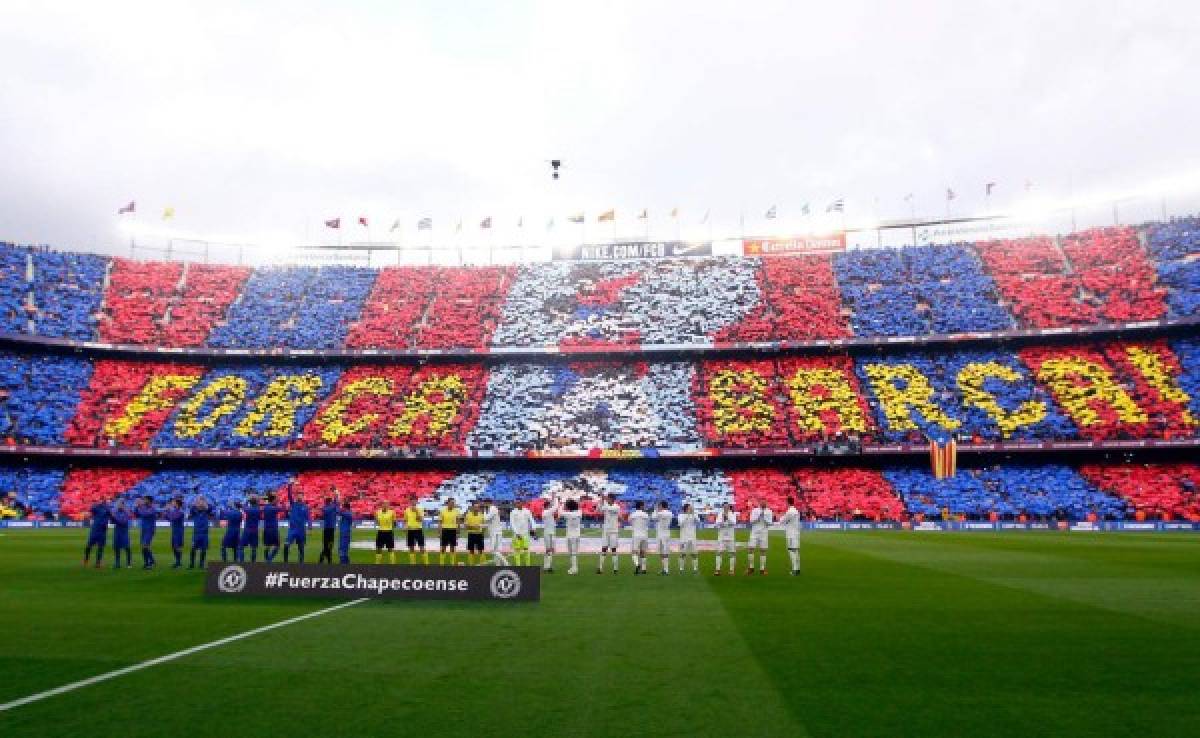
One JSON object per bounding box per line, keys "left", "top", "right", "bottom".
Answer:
{"left": 628, "top": 500, "right": 650, "bottom": 575}
{"left": 541, "top": 497, "right": 560, "bottom": 572}
{"left": 676, "top": 503, "right": 700, "bottom": 573}
{"left": 747, "top": 499, "right": 774, "bottom": 575}
{"left": 509, "top": 500, "right": 536, "bottom": 567}
{"left": 561, "top": 498, "right": 584, "bottom": 574}
{"left": 485, "top": 498, "right": 507, "bottom": 565}
{"left": 653, "top": 501, "right": 674, "bottom": 575}
{"left": 597, "top": 494, "right": 622, "bottom": 574}
{"left": 714, "top": 502, "right": 738, "bottom": 576}
{"left": 779, "top": 496, "right": 802, "bottom": 575}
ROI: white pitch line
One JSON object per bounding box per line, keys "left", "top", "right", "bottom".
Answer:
{"left": 0, "top": 598, "right": 369, "bottom": 712}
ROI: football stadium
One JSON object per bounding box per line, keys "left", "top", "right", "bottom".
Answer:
{"left": 2, "top": 3, "right": 1200, "bottom": 737}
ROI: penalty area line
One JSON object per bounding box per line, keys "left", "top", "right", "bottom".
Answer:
{"left": 0, "top": 597, "right": 370, "bottom": 712}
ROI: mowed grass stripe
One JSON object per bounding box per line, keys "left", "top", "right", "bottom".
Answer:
{"left": 816, "top": 532, "right": 1200, "bottom": 629}
{"left": 2, "top": 531, "right": 807, "bottom": 738}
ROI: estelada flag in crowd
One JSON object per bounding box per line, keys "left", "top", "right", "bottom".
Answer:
{"left": 929, "top": 437, "right": 958, "bottom": 479}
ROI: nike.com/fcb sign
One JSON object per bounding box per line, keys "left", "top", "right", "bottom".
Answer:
{"left": 554, "top": 241, "right": 712, "bottom": 261}
{"left": 205, "top": 563, "right": 540, "bottom": 601}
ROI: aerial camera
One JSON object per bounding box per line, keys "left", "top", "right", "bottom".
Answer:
{"left": 550, "top": 159, "right": 561, "bottom": 180}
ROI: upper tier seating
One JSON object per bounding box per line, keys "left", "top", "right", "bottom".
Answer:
{"left": 1, "top": 217, "right": 1194, "bottom": 351}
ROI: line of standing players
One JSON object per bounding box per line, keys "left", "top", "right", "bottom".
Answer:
{"left": 82, "top": 488, "right": 803, "bottom": 576}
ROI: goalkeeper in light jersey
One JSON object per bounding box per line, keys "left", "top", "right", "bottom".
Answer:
{"left": 747, "top": 499, "right": 773, "bottom": 575}
{"left": 714, "top": 503, "right": 738, "bottom": 576}
{"left": 676, "top": 503, "right": 700, "bottom": 573}
{"left": 561, "top": 499, "right": 584, "bottom": 575}
{"left": 652, "top": 500, "right": 674, "bottom": 575}
{"left": 596, "top": 494, "right": 622, "bottom": 574}
{"left": 508, "top": 499, "right": 536, "bottom": 566}
{"left": 484, "top": 498, "right": 507, "bottom": 565}
{"left": 628, "top": 501, "right": 650, "bottom": 575}
{"left": 540, "top": 497, "right": 560, "bottom": 573}
{"left": 780, "top": 496, "right": 802, "bottom": 575}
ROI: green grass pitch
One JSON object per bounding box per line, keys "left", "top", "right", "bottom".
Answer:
{"left": 2, "top": 530, "right": 1199, "bottom": 737}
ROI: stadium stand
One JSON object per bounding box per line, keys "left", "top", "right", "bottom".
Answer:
{"left": 1, "top": 219, "right": 1195, "bottom": 352}
{"left": 3, "top": 462, "right": 1193, "bottom": 523}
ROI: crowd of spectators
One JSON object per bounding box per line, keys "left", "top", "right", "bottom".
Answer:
{"left": 834, "top": 243, "right": 1014, "bottom": 336}
{"left": 1, "top": 222, "right": 1196, "bottom": 352}
{"left": 0, "top": 337, "right": 1196, "bottom": 453}
{"left": 6, "top": 462, "right": 1191, "bottom": 522}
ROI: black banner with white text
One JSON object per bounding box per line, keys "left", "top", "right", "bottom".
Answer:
{"left": 205, "top": 563, "right": 540, "bottom": 601}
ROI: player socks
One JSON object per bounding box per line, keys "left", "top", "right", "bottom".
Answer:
{"left": 389, "top": 552, "right": 396, "bottom": 564}
{"left": 759, "top": 554, "right": 768, "bottom": 572}
{"left": 788, "top": 550, "right": 799, "bottom": 573}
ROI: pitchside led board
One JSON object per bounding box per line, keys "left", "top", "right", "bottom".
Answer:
{"left": 205, "top": 563, "right": 541, "bottom": 602}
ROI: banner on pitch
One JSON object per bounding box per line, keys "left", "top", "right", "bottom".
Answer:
{"left": 205, "top": 563, "right": 540, "bottom": 601}
{"left": 553, "top": 241, "right": 712, "bottom": 261}
{"left": 743, "top": 234, "right": 846, "bottom": 256}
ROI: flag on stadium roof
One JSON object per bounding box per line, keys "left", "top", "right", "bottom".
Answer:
{"left": 480, "top": 216, "right": 492, "bottom": 229}
{"left": 669, "top": 207, "right": 679, "bottom": 218}
{"left": 985, "top": 182, "right": 996, "bottom": 196}
{"left": 117, "top": 200, "right": 135, "bottom": 215}
{"left": 598, "top": 209, "right": 615, "bottom": 222}
{"left": 903, "top": 192, "right": 913, "bottom": 202}
{"left": 567, "top": 213, "right": 584, "bottom": 224}
{"left": 546, "top": 217, "right": 554, "bottom": 230}
{"left": 358, "top": 216, "right": 369, "bottom": 227}
{"left": 765, "top": 205, "right": 777, "bottom": 219}
{"left": 946, "top": 188, "right": 956, "bottom": 201}
{"left": 324, "top": 217, "right": 340, "bottom": 229}
{"left": 1024, "top": 179, "right": 1033, "bottom": 192}
{"left": 637, "top": 208, "right": 648, "bottom": 219}
{"left": 826, "top": 198, "right": 844, "bottom": 212}
{"left": 700, "top": 209, "right": 709, "bottom": 224}
{"left": 389, "top": 218, "right": 401, "bottom": 232}
{"left": 455, "top": 220, "right": 462, "bottom": 232}
{"left": 517, "top": 216, "right": 524, "bottom": 228}
{"left": 162, "top": 206, "right": 175, "bottom": 220}
{"left": 800, "top": 202, "right": 811, "bottom": 216}
{"left": 417, "top": 217, "right": 432, "bottom": 230}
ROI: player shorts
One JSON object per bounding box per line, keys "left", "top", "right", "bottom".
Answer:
{"left": 375, "top": 530, "right": 395, "bottom": 550}
{"left": 87, "top": 531, "right": 107, "bottom": 546}
{"left": 679, "top": 537, "right": 697, "bottom": 553}
{"left": 440, "top": 529, "right": 458, "bottom": 548}
{"left": 406, "top": 529, "right": 425, "bottom": 548}
{"left": 748, "top": 530, "right": 769, "bottom": 549}
{"left": 656, "top": 537, "right": 671, "bottom": 554}
{"left": 717, "top": 535, "right": 736, "bottom": 552}
{"left": 240, "top": 530, "right": 259, "bottom": 548}
{"left": 542, "top": 533, "right": 556, "bottom": 553}
{"left": 467, "top": 533, "right": 485, "bottom": 553}
{"left": 285, "top": 529, "right": 304, "bottom": 545}
{"left": 631, "top": 536, "right": 648, "bottom": 553}
{"left": 139, "top": 530, "right": 155, "bottom": 546}
{"left": 601, "top": 530, "right": 619, "bottom": 549}
{"left": 566, "top": 536, "right": 580, "bottom": 554}
{"left": 263, "top": 530, "right": 280, "bottom": 547}
{"left": 170, "top": 530, "right": 184, "bottom": 548}
{"left": 786, "top": 533, "right": 800, "bottom": 550}
{"left": 192, "top": 535, "right": 209, "bottom": 550}
{"left": 488, "top": 532, "right": 503, "bottom": 551}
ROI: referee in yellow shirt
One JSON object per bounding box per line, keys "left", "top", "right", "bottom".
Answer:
{"left": 402, "top": 501, "right": 429, "bottom": 565}
{"left": 439, "top": 498, "right": 463, "bottom": 565}
{"left": 464, "top": 502, "right": 486, "bottom": 565}
{"left": 374, "top": 500, "right": 397, "bottom": 564}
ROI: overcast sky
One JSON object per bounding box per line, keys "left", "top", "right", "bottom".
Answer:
{"left": 1, "top": 0, "right": 1198, "bottom": 256}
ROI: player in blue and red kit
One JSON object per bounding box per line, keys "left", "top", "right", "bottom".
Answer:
{"left": 239, "top": 494, "right": 261, "bottom": 563}
{"left": 283, "top": 486, "right": 310, "bottom": 563}
{"left": 111, "top": 499, "right": 132, "bottom": 569}
{"left": 189, "top": 496, "right": 215, "bottom": 569}
{"left": 166, "top": 498, "right": 186, "bottom": 568}
{"left": 134, "top": 496, "right": 159, "bottom": 570}
{"left": 221, "top": 501, "right": 243, "bottom": 563}
{"left": 83, "top": 500, "right": 109, "bottom": 568}
{"left": 338, "top": 497, "right": 355, "bottom": 564}
{"left": 318, "top": 493, "right": 338, "bottom": 564}
{"left": 261, "top": 493, "right": 281, "bottom": 562}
